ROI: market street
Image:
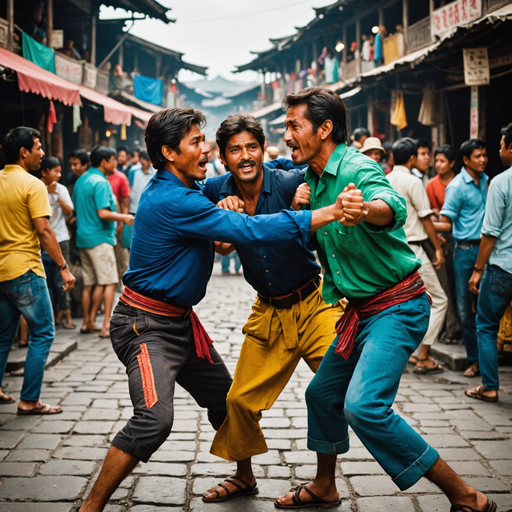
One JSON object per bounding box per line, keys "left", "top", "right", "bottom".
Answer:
{"left": 0, "top": 265, "right": 511, "bottom": 512}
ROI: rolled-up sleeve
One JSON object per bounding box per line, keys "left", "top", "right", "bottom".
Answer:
{"left": 440, "top": 185, "right": 460, "bottom": 221}
{"left": 481, "top": 181, "right": 505, "bottom": 238}
{"left": 172, "top": 188, "right": 312, "bottom": 247}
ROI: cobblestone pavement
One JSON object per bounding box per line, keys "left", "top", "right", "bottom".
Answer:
{"left": 1, "top": 265, "right": 511, "bottom": 511}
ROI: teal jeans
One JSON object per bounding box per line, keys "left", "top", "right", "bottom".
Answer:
{"left": 306, "top": 293, "right": 439, "bottom": 490}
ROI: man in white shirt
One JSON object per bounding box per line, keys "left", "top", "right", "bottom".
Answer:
{"left": 387, "top": 138, "right": 448, "bottom": 374}
{"left": 39, "top": 156, "right": 75, "bottom": 329}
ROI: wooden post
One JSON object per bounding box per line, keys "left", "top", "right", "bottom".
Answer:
{"left": 46, "top": 0, "right": 53, "bottom": 48}
{"left": 342, "top": 24, "right": 347, "bottom": 66}
{"left": 118, "top": 41, "right": 123, "bottom": 69}
{"left": 156, "top": 54, "right": 162, "bottom": 77}
{"left": 429, "top": 0, "right": 435, "bottom": 43}
{"left": 402, "top": 0, "right": 408, "bottom": 32}
{"left": 356, "top": 17, "right": 361, "bottom": 77}
{"left": 7, "top": 0, "right": 14, "bottom": 52}
{"left": 90, "top": 13, "right": 96, "bottom": 66}
{"left": 367, "top": 95, "right": 374, "bottom": 135}
{"left": 133, "top": 50, "right": 138, "bottom": 72}
{"left": 378, "top": 7, "right": 384, "bottom": 27}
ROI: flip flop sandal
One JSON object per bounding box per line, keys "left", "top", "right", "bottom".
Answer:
{"left": 465, "top": 386, "right": 498, "bottom": 403}
{"left": 463, "top": 366, "right": 480, "bottom": 378}
{"left": 202, "top": 476, "right": 258, "bottom": 502}
{"left": 17, "top": 403, "right": 62, "bottom": 415}
{"left": 274, "top": 484, "right": 341, "bottom": 509}
{"left": 0, "top": 395, "right": 15, "bottom": 404}
{"left": 80, "top": 328, "right": 100, "bottom": 334}
{"left": 414, "top": 363, "right": 444, "bottom": 375}
{"left": 408, "top": 356, "right": 418, "bottom": 366}
{"left": 62, "top": 324, "right": 76, "bottom": 330}
{"left": 450, "top": 497, "right": 497, "bottom": 512}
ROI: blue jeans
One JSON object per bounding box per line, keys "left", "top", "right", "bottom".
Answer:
{"left": 454, "top": 244, "right": 479, "bottom": 364}
{"left": 0, "top": 271, "right": 55, "bottom": 401}
{"left": 476, "top": 265, "right": 512, "bottom": 390}
{"left": 221, "top": 252, "right": 241, "bottom": 273}
{"left": 305, "top": 293, "right": 439, "bottom": 491}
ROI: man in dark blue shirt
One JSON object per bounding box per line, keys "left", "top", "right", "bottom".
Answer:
{"left": 201, "top": 114, "right": 343, "bottom": 503}
{"left": 81, "top": 108, "right": 350, "bottom": 512}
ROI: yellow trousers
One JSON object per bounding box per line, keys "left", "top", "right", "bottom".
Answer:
{"left": 210, "top": 286, "right": 343, "bottom": 461}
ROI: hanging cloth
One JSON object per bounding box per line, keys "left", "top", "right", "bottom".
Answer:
{"left": 418, "top": 86, "right": 436, "bottom": 126}
{"left": 22, "top": 32, "right": 56, "bottom": 74}
{"left": 391, "top": 92, "right": 407, "bottom": 131}
{"left": 73, "top": 104, "right": 82, "bottom": 133}
{"left": 47, "top": 100, "right": 57, "bottom": 133}
{"left": 133, "top": 74, "right": 163, "bottom": 106}
{"left": 374, "top": 33, "right": 382, "bottom": 63}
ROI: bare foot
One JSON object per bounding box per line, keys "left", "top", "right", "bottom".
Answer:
{"left": 463, "top": 364, "right": 480, "bottom": 377}
{"left": 275, "top": 482, "right": 339, "bottom": 507}
{"left": 0, "top": 390, "right": 15, "bottom": 403}
{"left": 203, "top": 474, "right": 256, "bottom": 501}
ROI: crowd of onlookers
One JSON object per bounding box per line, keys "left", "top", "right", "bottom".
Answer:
{"left": 351, "top": 124, "right": 512, "bottom": 402}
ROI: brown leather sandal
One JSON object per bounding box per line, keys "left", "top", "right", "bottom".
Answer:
{"left": 202, "top": 475, "right": 258, "bottom": 502}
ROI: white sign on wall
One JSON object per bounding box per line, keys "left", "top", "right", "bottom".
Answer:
{"left": 51, "top": 30, "right": 63, "bottom": 49}
{"left": 55, "top": 53, "right": 83, "bottom": 84}
{"left": 463, "top": 48, "right": 490, "bottom": 86}
{"left": 432, "top": 0, "right": 482, "bottom": 36}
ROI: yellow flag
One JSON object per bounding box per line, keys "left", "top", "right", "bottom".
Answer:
{"left": 121, "top": 124, "right": 127, "bottom": 140}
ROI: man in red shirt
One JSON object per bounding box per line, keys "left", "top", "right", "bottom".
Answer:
{"left": 108, "top": 169, "right": 130, "bottom": 282}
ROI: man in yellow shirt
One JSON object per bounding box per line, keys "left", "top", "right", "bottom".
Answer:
{"left": 0, "top": 127, "right": 75, "bottom": 414}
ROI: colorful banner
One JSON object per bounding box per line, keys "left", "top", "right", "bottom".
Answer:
{"left": 432, "top": 0, "right": 482, "bottom": 36}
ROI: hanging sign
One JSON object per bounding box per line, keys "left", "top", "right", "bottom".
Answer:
{"left": 432, "top": 0, "right": 482, "bottom": 36}
{"left": 463, "top": 48, "right": 490, "bottom": 86}
{"left": 470, "top": 86, "right": 478, "bottom": 139}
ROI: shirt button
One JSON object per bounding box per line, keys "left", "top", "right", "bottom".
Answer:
{"left": 336, "top": 271, "right": 340, "bottom": 274}
{"left": 262, "top": 255, "right": 266, "bottom": 258}
{"left": 338, "top": 281, "right": 341, "bottom": 285}
{"left": 332, "top": 254, "right": 336, "bottom": 258}
{"left": 324, "top": 231, "right": 328, "bottom": 235}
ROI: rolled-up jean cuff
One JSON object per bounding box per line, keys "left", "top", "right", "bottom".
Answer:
{"left": 112, "top": 431, "right": 153, "bottom": 463}
{"left": 307, "top": 435, "right": 350, "bottom": 455}
{"left": 393, "top": 445, "right": 439, "bottom": 491}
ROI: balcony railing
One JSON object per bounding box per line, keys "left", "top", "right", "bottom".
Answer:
{"left": 405, "top": 16, "right": 432, "bottom": 54}
{"left": 342, "top": 60, "right": 359, "bottom": 82}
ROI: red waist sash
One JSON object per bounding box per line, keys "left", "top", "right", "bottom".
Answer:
{"left": 335, "top": 271, "right": 431, "bottom": 359}
{"left": 120, "top": 286, "right": 214, "bottom": 364}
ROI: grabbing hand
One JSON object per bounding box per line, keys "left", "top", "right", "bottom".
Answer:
{"left": 336, "top": 183, "right": 367, "bottom": 226}
{"left": 47, "top": 181, "right": 58, "bottom": 194}
{"left": 217, "top": 196, "right": 245, "bottom": 213}
{"left": 214, "top": 241, "right": 235, "bottom": 256}
{"left": 123, "top": 214, "right": 135, "bottom": 226}
{"left": 292, "top": 183, "right": 311, "bottom": 211}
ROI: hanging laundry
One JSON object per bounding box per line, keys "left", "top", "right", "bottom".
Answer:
{"left": 391, "top": 92, "right": 407, "bottom": 131}
{"left": 22, "top": 32, "right": 56, "bottom": 73}
{"left": 47, "top": 100, "right": 57, "bottom": 133}
{"left": 133, "top": 74, "right": 163, "bottom": 106}
{"left": 73, "top": 104, "right": 82, "bottom": 133}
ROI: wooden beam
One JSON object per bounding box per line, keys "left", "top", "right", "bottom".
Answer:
{"left": 118, "top": 42, "right": 123, "bottom": 69}
{"left": 7, "top": 0, "right": 13, "bottom": 52}
{"left": 46, "top": 0, "right": 53, "bottom": 49}
{"left": 90, "top": 13, "right": 96, "bottom": 66}
{"left": 403, "top": 0, "right": 408, "bottom": 31}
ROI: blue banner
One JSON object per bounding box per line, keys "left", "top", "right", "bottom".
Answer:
{"left": 133, "top": 74, "right": 163, "bottom": 106}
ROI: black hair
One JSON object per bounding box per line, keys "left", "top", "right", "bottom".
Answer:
{"left": 68, "top": 148, "right": 90, "bottom": 166}
{"left": 90, "top": 146, "right": 116, "bottom": 168}
{"left": 391, "top": 137, "right": 418, "bottom": 165}
{"left": 2, "top": 126, "right": 41, "bottom": 164}
{"left": 132, "top": 147, "right": 140, "bottom": 155}
{"left": 216, "top": 114, "right": 266, "bottom": 157}
{"left": 382, "top": 141, "right": 393, "bottom": 163}
{"left": 139, "top": 149, "right": 149, "bottom": 161}
{"left": 352, "top": 127, "right": 370, "bottom": 142}
{"left": 416, "top": 139, "right": 432, "bottom": 152}
{"left": 117, "top": 146, "right": 129, "bottom": 154}
{"left": 145, "top": 107, "right": 206, "bottom": 170}
{"left": 41, "top": 156, "right": 61, "bottom": 172}
{"left": 434, "top": 144, "right": 455, "bottom": 162}
{"left": 282, "top": 87, "right": 348, "bottom": 144}
{"left": 500, "top": 123, "right": 512, "bottom": 147}
{"left": 459, "top": 139, "right": 486, "bottom": 160}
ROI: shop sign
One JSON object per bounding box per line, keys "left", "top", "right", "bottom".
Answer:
{"left": 51, "top": 30, "right": 63, "bottom": 49}
{"left": 83, "top": 64, "right": 97, "bottom": 89}
{"left": 470, "top": 86, "right": 478, "bottom": 139}
{"left": 432, "top": 0, "right": 482, "bottom": 36}
{"left": 463, "top": 48, "right": 490, "bottom": 86}
{"left": 55, "top": 53, "right": 83, "bottom": 84}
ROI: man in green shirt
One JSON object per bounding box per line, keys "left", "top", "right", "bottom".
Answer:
{"left": 274, "top": 88, "right": 494, "bottom": 512}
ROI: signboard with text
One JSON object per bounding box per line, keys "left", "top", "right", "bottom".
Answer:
{"left": 463, "top": 48, "right": 490, "bottom": 86}
{"left": 432, "top": 0, "right": 482, "bottom": 36}
{"left": 55, "top": 54, "right": 83, "bottom": 85}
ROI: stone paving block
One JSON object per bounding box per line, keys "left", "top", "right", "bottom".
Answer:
{"left": 0, "top": 475, "right": 87, "bottom": 501}
{"left": 413, "top": 413, "right": 448, "bottom": 421}
{"left": 18, "top": 433, "right": 62, "bottom": 450}
{"left": 290, "top": 416, "right": 307, "bottom": 428}
{"left": 421, "top": 434, "right": 470, "bottom": 448}
{"left": 447, "top": 461, "right": 491, "bottom": 476}
{"left": 460, "top": 431, "right": 509, "bottom": 440}
{"left": 286, "top": 408, "right": 308, "bottom": 417}
{"left": 91, "top": 399, "right": 119, "bottom": 409}
{"left": 191, "top": 463, "right": 264, "bottom": 478}
{"left": 263, "top": 429, "right": 307, "bottom": 439}
{"left": 473, "top": 440, "right": 512, "bottom": 459}
{"left": 160, "top": 440, "right": 197, "bottom": 451}
{"left": 6, "top": 449, "right": 52, "bottom": 462}
{"left": 59, "top": 394, "right": 93, "bottom": 406}
{"left": 294, "top": 465, "right": 316, "bottom": 480}
{"left": 260, "top": 418, "right": 291, "bottom": 428}
{"left": 38, "top": 459, "right": 97, "bottom": 475}
{"left": 340, "top": 462, "right": 385, "bottom": 475}
{"left": 62, "top": 434, "right": 108, "bottom": 446}
{"left": 0, "top": 415, "right": 42, "bottom": 431}
{"left": 486, "top": 493, "right": 512, "bottom": 510}
{"left": 421, "top": 428, "right": 457, "bottom": 435}
{"left": 173, "top": 420, "right": 199, "bottom": 431}
{"left": 257, "top": 478, "right": 305, "bottom": 498}
{"left": 132, "top": 476, "right": 187, "bottom": 505}
{"left": 267, "top": 439, "right": 291, "bottom": 450}
{"left": 133, "top": 462, "right": 188, "bottom": 476}
{"left": 82, "top": 408, "right": 121, "bottom": 421}
{"left": 268, "top": 466, "right": 291, "bottom": 478}
{"left": 0, "top": 429, "right": 24, "bottom": 449}
{"left": 73, "top": 420, "right": 115, "bottom": 434}
{"left": 190, "top": 496, "right": 277, "bottom": 512}
{"left": 489, "top": 460, "right": 512, "bottom": 476}
{"left": 0, "top": 449, "right": 9, "bottom": 460}
{"left": 53, "top": 446, "right": 108, "bottom": 460}
{"left": 418, "top": 420, "right": 451, "bottom": 427}
{"left": 357, "top": 496, "right": 415, "bottom": 512}
{"left": 253, "top": 450, "right": 281, "bottom": 465}
{"left": 437, "top": 448, "right": 482, "bottom": 461}
{"left": 0, "top": 462, "right": 37, "bottom": 476}
{"left": 416, "top": 494, "right": 451, "bottom": 511}
{"left": 0, "top": 504, "right": 73, "bottom": 512}
{"left": 283, "top": 451, "right": 316, "bottom": 464}
{"left": 151, "top": 450, "right": 195, "bottom": 462}
{"left": 350, "top": 475, "right": 397, "bottom": 496}
{"left": 32, "top": 420, "right": 75, "bottom": 434}
{"left": 400, "top": 404, "right": 442, "bottom": 413}
{"left": 402, "top": 478, "right": 442, "bottom": 494}
{"left": 41, "top": 411, "right": 83, "bottom": 421}
{"left": 338, "top": 447, "right": 374, "bottom": 461}
{"left": 462, "top": 477, "right": 510, "bottom": 492}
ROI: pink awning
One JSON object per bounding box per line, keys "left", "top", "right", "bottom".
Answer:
{"left": 0, "top": 47, "right": 81, "bottom": 106}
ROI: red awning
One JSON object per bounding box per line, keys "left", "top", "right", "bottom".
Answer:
{"left": 0, "top": 47, "right": 81, "bottom": 106}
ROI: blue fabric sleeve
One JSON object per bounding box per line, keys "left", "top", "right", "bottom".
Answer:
{"left": 93, "top": 181, "right": 114, "bottom": 210}
{"left": 171, "top": 188, "right": 311, "bottom": 247}
{"left": 199, "top": 174, "right": 230, "bottom": 204}
{"left": 266, "top": 158, "right": 307, "bottom": 171}
{"left": 440, "top": 185, "right": 460, "bottom": 221}
{"left": 481, "top": 180, "right": 505, "bottom": 238}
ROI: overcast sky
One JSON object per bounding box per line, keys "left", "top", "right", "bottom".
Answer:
{"left": 100, "top": 0, "right": 333, "bottom": 83}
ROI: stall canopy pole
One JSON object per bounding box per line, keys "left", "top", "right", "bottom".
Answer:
{"left": 7, "top": 0, "right": 14, "bottom": 52}
{"left": 46, "top": 0, "right": 53, "bottom": 49}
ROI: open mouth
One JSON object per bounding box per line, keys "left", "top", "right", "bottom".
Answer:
{"left": 238, "top": 161, "right": 256, "bottom": 173}
{"left": 287, "top": 142, "right": 300, "bottom": 158}
{"left": 198, "top": 157, "right": 208, "bottom": 171}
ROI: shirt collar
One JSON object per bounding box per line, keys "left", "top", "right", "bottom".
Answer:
{"left": 392, "top": 165, "right": 412, "bottom": 174}
{"left": 157, "top": 168, "right": 192, "bottom": 188}
{"left": 88, "top": 167, "right": 108, "bottom": 180}
{"left": 461, "top": 167, "right": 488, "bottom": 187}
{"left": 219, "top": 165, "right": 272, "bottom": 198}
{"left": 305, "top": 143, "right": 348, "bottom": 181}
{"left": 3, "top": 164, "right": 26, "bottom": 172}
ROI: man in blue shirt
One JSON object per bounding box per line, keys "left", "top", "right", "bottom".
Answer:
{"left": 199, "top": 115, "right": 343, "bottom": 503}
{"left": 80, "top": 107, "right": 349, "bottom": 512}
{"left": 466, "top": 123, "right": 512, "bottom": 403}
{"left": 72, "top": 147, "right": 134, "bottom": 338}
{"left": 438, "top": 139, "right": 488, "bottom": 378}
